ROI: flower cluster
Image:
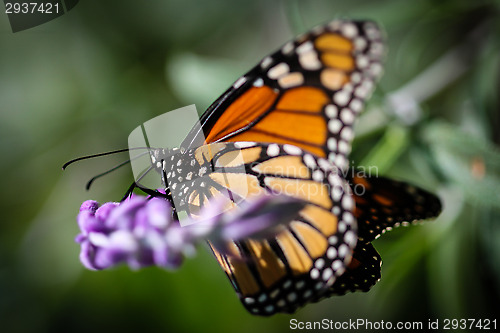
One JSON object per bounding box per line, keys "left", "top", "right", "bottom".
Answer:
{"left": 75, "top": 194, "right": 306, "bottom": 271}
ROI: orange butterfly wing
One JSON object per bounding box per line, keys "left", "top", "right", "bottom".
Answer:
{"left": 178, "top": 19, "right": 386, "bottom": 315}
{"left": 183, "top": 141, "right": 356, "bottom": 315}
{"left": 182, "top": 20, "right": 384, "bottom": 171}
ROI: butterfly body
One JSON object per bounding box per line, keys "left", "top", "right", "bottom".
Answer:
{"left": 151, "top": 147, "right": 215, "bottom": 211}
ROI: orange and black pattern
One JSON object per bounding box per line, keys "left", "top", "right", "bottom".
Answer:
{"left": 182, "top": 20, "right": 384, "bottom": 172}
{"left": 327, "top": 242, "right": 381, "bottom": 296}
{"left": 151, "top": 19, "right": 443, "bottom": 316}
{"left": 168, "top": 141, "right": 356, "bottom": 315}
{"left": 347, "top": 174, "right": 442, "bottom": 243}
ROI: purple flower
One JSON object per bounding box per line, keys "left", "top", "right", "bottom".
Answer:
{"left": 75, "top": 194, "right": 306, "bottom": 271}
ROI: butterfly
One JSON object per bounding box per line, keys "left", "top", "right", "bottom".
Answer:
{"left": 68, "top": 19, "right": 441, "bottom": 315}
{"left": 136, "top": 19, "right": 441, "bottom": 315}
{"left": 149, "top": 141, "right": 440, "bottom": 314}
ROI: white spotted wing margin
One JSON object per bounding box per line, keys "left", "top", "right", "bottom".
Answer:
{"left": 265, "top": 20, "right": 386, "bottom": 171}
{"left": 323, "top": 242, "right": 382, "bottom": 297}
{"left": 186, "top": 142, "right": 358, "bottom": 316}
{"left": 181, "top": 19, "right": 385, "bottom": 175}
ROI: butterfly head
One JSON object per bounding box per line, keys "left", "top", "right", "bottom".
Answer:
{"left": 149, "top": 147, "right": 178, "bottom": 172}
{"left": 148, "top": 146, "right": 209, "bottom": 210}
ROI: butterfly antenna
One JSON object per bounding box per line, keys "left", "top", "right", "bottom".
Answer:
{"left": 62, "top": 147, "right": 154, "bottom": 170}
{"left": 85, "top": 160, "right": 130, "bottom": 190}
{"left": 85, "top": 151, "right": 151, "bottom": 190}
{"left": 120, "top": 165, "right": 154, "bottom": 200}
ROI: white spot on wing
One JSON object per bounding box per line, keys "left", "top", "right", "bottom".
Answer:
{"left": 349, "top": 98, "right": 363, "bottom": 113}
{"left": 311, "top": 25, "right": 324, "bottom": 35}
{"left": 338, "top": 140, "right": 350, "bottom": 154}
{"left": 312, "top": 169, "right": 324, "bottom": 182}
{"left": 261, "top": 56, "right": 273, "bottom": 69}
{"left": 318, "top": 158, "right": 333, "bottom": 171}
{"left": 340, "top": 108, "right": 354, "bottom": 124}
{"left": 335, "top": 154, "right": 348, "bottom": 170}
{"left": 268, "top": 63, "right": 290, "bottom": 79}
{"left": 281, "top": 41, "right": 294, "bottom": 54}
{"left": 327, "top": 247, "right": 337, "bottom": 259}
{"left": 331, "top": 186, "right": 343, "bottom": 201}
{"left": 328, "top": 119, "right": 342, "bottom": 133}
{"left": 341, "top": 22, "right": 358, "bottom": 38}
{"left": 322, "top": 268, "right": 333, "bottom": 281}
{"left": 296, "top": 41, "right": 314, "bottom": 54}
{"left": 338, "top": 244, "right": 349, "bottom": 258}
{"left": 325, "top": 104, "right": 338, "bottom": 118}
{"left": 332, "top": 260, "right": 343, "bottom": 271}
{"left": 342, "top": 195, "right": 354, "bottom": 210}
{"left": 345, "top": 230, "right": 356, "bottom": 246}
{"left": 356, "top": 55, "right": 370, "bottom": 69}
{"left": 278, "top": 72, "right": 304, "bottom": 88}
{"left": 354, "top": 37, "right": 367, "bottom": 51}
{"left": 369, "top": 62, "right": 384, "bottom": 77}
{"left": 343, "top": 211, "right": 354, "bottom": 223}
{"left": 253, "top": 78, "right": 264, "bottom": 87}
{"left": 351, "top": 72, "right": 362, "bottom": 84}
{"left": 369, "top": 42, "right": 384, "bottom": 57}
{"left": 328, "top": 20, "right": 342, "bottom": 31}
{"left": 310, "top": 268, "right": 320, "bottom": 279}
{"left": 299, "top": 50, "right": 322, "bottom": 70}
{"left": 303, "top": 154, "right": 317, "bottom": 169}
{"left": 333, "top": 90, "right": 350, "bottom": 106}
{"left": 267, "top": 144, "right": 280, "bottom": 157}
{"left": 328, "top": 152, "right": 337, "bottom": 164}
{"left": 233, "top": 76, "right": 247, "bottom": 89}
{"left": 340, "top": 127, "right": 354, "bottom": 141}
{"left": 244, "top": 297, "right": 255, "bottom": 304}
{"left": 234, "top": 142, "right": 256, "bottom": 148}
{"left": 283, "top": 144, "right": 302, "bottom": 155}
{"left": 315, "top": 258, "right": 325, "bottom": 269}
{"left": 287, "top": 292, "right": 297, "bottom": 302}
{"left": 364, "top": 22, "right": 381, "bottom": 40}
{"left": 328, "top": 173, "right": 343, "bottom": 188}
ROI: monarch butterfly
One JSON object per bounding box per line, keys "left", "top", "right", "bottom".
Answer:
{"left": 70, "top": 19, "right": 441, "bottom": 315}
{"left": 149, "top": 141, "right": 439, "bottom": 314}
{"left": 139, "top": 19, "right": 441, "bottom": 315}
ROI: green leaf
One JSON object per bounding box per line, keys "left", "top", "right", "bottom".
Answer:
{"left": 422, "top": 121, "right": 500, "bottom": 208}
{"left": 359, "top": 124, "right": 410, "bottom": 174}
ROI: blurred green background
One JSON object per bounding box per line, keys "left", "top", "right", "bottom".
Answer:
{"left": 1, "top": 0, "right": 499, "bottom": 332}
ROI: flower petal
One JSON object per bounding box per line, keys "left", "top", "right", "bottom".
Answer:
{"left": 106, "top": 197, "right": 146, "bottom": 229}
{"left": 77, "top": 211, "right": 103, "bottom": 235}
{"left": 79, "top": 240, "right": 99, "bottom": 270}
{"left": 80, "top": 200, "right": 100, "bottom": 213}
{"left": 95, "top": 202, "right": 119, "bottom": 221}
{"left": 146, "top": 198, "right": 172, "bottom": 229}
